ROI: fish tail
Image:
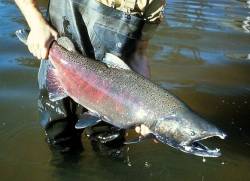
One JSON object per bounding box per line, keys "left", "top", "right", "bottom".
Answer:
{"left": 15, "top": 29, "right": 29, "bottom": 45}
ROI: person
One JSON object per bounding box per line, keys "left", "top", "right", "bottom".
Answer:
{"left": 15, "top": 0, "right": 165, "bottom": 152}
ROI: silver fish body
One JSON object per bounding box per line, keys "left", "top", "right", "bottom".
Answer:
{"left": 16, "top": 29, "right": 226, "bottom": 157}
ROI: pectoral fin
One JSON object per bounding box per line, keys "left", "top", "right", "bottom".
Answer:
{"left": 75, "top": 113, "right": 101, "bottom": 129}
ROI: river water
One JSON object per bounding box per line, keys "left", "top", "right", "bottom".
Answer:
{"left": 0, "top": 0, "right": 250, "bottom": 181}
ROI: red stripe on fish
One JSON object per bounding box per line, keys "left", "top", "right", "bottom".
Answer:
{"left": 49, "top": 45, "right": 130, "bottom": 114}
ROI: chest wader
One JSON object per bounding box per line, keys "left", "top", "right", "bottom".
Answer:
{"left": 38, "top": 0, "right": 145, "bottom": 149}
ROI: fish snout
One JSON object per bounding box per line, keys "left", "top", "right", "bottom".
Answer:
{"left": 216, "top": 130, "right": 227, "bottom": 139}
{"left": 182, "top": 123, "right": 227, "bottom": 157}
{"left": 206, "top": 128, "right": 227, "bottom": 140}
{"left": 152, "top": 110, "right": 226, "bottom": 157}
{"left": 178, "top": 110, "right": 227, "bottom": 141}
{"left": 200, "top": 121, "right": 227, "bottom": 141}
{"left": 174, "top": 110, "right": 227, "bottom": 157}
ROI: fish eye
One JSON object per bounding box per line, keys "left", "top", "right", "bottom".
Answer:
{"left": 190, "top": 131, "right": 196, "bottom": 136}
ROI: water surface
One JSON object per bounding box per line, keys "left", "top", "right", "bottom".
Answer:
{"left": 0, "top": 0, "right": 250, "bottom": 181}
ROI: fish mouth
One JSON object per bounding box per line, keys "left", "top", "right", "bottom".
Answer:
{"left": 180, "top": 133, "right": 227, "bottom": 157}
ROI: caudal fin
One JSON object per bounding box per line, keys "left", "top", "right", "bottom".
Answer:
{"left": 15, "top": 29, "right": 29, "bottom": 45}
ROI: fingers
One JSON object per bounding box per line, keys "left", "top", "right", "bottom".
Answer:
{"left": 27, "top": 36, "right": 40, "bottom": 58}
{"left": 135, "top": 124, "right": 151, "bottom": 136}
{"left": 45, "top": 36, "right": 56, "bottom": 49}
{"left": 28, "top": 40, "right": 47, "bottom": 59}
{"left": 153, "top": 139, "right": 159, "bottom": 143}
{"left": 141, "top": 125, "right": 151, "bottom": 135}
{"left": 40, "top": 46, "right": 49, "bottom": 59}
{"left": 135, "top": 126, "right": 141, "bottom": 133}
{"left": 135, "top": 125, "right": 158, "bottom": 143}
{"left": 51, "top": 29, "right": 58, "bottom": 40}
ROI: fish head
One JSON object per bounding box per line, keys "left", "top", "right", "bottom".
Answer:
{"left": 153, "top": 109, "right": 226, "bottom": 157}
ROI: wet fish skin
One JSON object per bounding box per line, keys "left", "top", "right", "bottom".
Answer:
{"left": 48, "top": 42, "right": 183, "bottom": 129}
{"left": 49, "top": 42, "right": 226, "bottom": 157}
{"left": 16, "top": 29, "right": 226, "bottom": 157}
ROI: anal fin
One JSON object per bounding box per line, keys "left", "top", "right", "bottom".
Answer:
{"left": 124, "top": 134, "right": 154, "bottom": 145}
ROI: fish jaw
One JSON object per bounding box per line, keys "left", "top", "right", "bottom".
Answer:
{"left": 179, "top": 125, "right": 226, "bottom": 157}
{"left": 179, "top": 135, "right": 226, "bottom": 157}
{"left": 152, "top": 110, "right": 227, "bottom": 157}
{"left": 154, "top": 129, "right": 226, "bottom": 157}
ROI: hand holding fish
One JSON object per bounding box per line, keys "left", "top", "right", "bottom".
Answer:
{"left": 27, "top": 24, "right": 58, "bottom": 59}
{"left": 14, "top": 0, "right": 58, "bottom": 59}
{"left": 135, "top": 125, "right": 158, "bottom": 143}
{"left": 135, "top": 125, "right": 151, "bottom": 135}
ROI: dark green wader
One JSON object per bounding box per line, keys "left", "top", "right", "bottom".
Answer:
{"left": 38, "top": 0, "right": 145, "bottom": 152}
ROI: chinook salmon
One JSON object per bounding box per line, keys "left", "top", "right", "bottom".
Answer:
{"left": 16, "top": 29, "right": 226, "bottom": 157}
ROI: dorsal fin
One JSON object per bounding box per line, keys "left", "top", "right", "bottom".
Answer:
{"left": 102, "top": 53, "right": 131, "bottom": 70}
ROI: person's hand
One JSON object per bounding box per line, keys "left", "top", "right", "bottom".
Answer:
{"left": 27, "top": 23, "right": 58, "bottom": 59}
{"left": 15, "top": 0, "right": 58, "bottom": 59}
{"left": 135, "top": 124, "right": 158, "bottom": 143}
{"left": 135, "top": 124, "right": 151, "bottom": 136}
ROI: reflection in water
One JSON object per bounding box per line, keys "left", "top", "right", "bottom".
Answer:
{"left": 49, "top": 146, "right": 83, "bottom": 181}
{"left": 1, "top": 0, "right": 250, "bottom": 180}
{"left": 15, "top": 57, "right": 40, "bottom": 68}
{"left": 242, "top": 16, "right": 250, "bottom": 33}
{"left": 152, "top": 0, "right": 250, "bottom": 64}
{"left": 242, "top": 0, "right": 250, "bottom": 33}
{"left": 49, "top": 133, "right": 127, "bottom": 181}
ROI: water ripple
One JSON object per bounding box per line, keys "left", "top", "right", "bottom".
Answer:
{"left": 165, "top": 0, "right": 250, "bottom": 33}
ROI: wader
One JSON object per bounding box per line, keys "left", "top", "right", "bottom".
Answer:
{"left": 38, "top": 0, "right": 146, "bottom": 150}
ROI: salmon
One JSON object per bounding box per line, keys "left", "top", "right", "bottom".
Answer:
{"left": 16, "top": 29, "right": 226, "bottom": 157}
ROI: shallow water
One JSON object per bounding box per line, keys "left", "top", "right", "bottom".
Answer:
{"left": 0, "top": 0, "right": 250, "bottom": 181}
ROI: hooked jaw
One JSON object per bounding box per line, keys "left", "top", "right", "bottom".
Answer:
{"left": 154, "top": 111, "right": 227, "bottom": 157}
{"left": 175, "top": 110, "right": 227, "bottom": 157}
{"left": 155, "top": 129, "right": 226, "bottom": 157}
{"left": 180, "top": 130, "right": 227, "bottom": 157}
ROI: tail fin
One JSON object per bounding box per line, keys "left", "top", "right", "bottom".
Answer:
{"left": 15, "top": 29, "right": 29, "bottom": 45}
